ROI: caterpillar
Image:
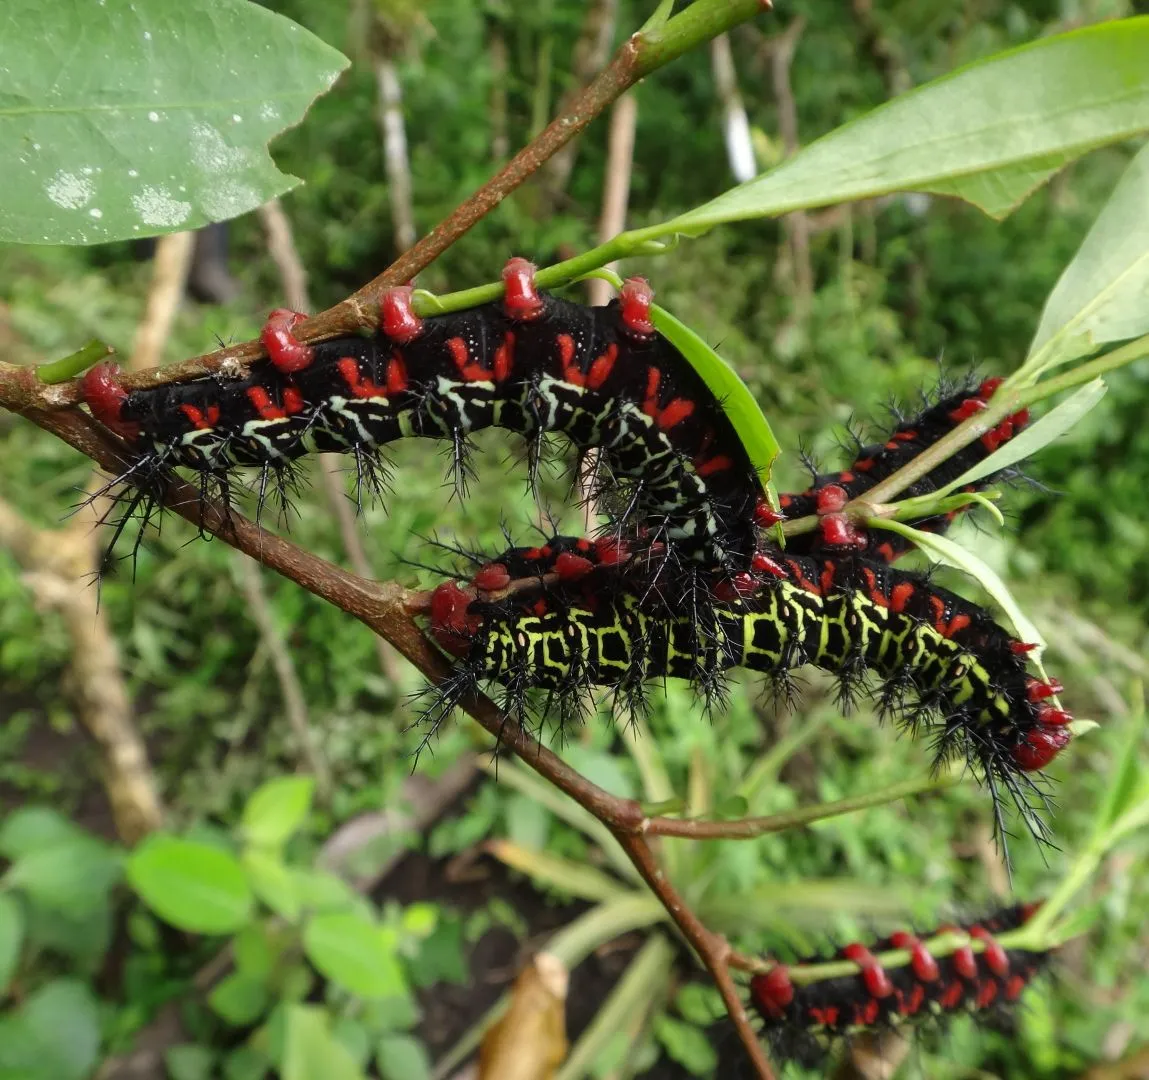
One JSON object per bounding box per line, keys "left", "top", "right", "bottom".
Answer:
{"left": 779, "top": 376, "right": 1031, "bottom": 562}
{"left": 420, "top": 537, "right": 1073, "bottom": 837}
{"left": 749, "top": 903, "right": 1048, "bottom": 1065}
{"left": 81, "top": 257, "right": 769, "bottom": 570}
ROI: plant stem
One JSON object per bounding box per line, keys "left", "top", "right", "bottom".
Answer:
{"left": 645, "top": 771, "right": 960, "bottom": 839}
{"left": 35, "top": 340, "right": 113, "bottom": 384}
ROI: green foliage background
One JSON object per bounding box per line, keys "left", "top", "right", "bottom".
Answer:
{"left": 1, "top": 1, "right": 1147, "bottom": 1077}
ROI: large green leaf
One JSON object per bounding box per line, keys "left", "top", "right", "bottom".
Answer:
{"left": 1024, "top": 139, "right": 1149, "bottom": 375}
{"left": 283, "top": 1006, "right": 367, "bottom": 1080}
{"left": 4, "top": 836, "right": 121, "bottom": 917}
{"left": 0, "top": 0, "right": 349, "bottom": 245}
{"left": 127, "top": 835, "right": 254, "bottom": 934}
{"left": 669, "top": 19, "right": 1149, "bottom": 231}
{"left": 302, "top": 912, "right": 407, "bottom": 999}
{"left": 0, "top": 979, "right": 100, "bottom": 1080}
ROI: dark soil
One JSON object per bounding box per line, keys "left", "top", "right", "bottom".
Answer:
{"left": 380, "top": 846, "right": 736, "bottom": 1079}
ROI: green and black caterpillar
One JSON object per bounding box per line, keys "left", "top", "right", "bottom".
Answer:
{"left": 81, "top": 258, "right": 1029, "bottom": 572}
{"left": 750, "top": 902, "right": 1049, "bottom": 1065}
{"left": 422, "top": 536, "right": 1073, "bottom": 837}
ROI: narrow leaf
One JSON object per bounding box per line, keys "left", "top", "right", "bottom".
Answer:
{"left": 874, "top": 520, "right": 1045, "bottom": 651}
{"left": 485, "top": 840, "right": 627, "bottom": 903}
{"left": 127, "top": 836, "right": 253, "bottom": 934}
{"left": 1, "top": 0, "right": 349, "bottom": 244}
{"left": 943, "top": 379, "right": 1108, "bottom": 493}
{"left": 651, "top": 302, "right": 779, "bottom": 489}
{"left": 1027, "top": 140, "right": 1149, "bottom": 373}
{"left": 670, "top": 20, "right": 1149, "bottom": 230}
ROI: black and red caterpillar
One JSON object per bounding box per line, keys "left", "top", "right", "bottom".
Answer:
{"left": 779, "top": 376, "right": 1031, "bottom": 562}
{"left": 420, "top": 534, "right": 1073, "bottom": 835}
{"left": 750, "top": 903, "right": 1047, "bottom": 1062}
{"left": 83, "top": 258, "right": 769, "bottom": 569}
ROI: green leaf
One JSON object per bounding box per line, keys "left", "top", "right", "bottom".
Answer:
{"left": 164, "top": 1044, "right": 217, "bottom": 1080}
{"left": 0, "top": 0, "right": 350, "bottom": 245}
{"left": 302, "top": 912, "right": 407, "bottom": 999}
{"left": 1048, "top": 900, "right": 1105, "bottom": 947}
{"left": 650, "top": 302, "right": 779, "bottom": 491}
{"left": 127, "top": 835, "right": 253, "bottom": 934}
{"left": 234, "top": 925, "right": 277, "bottom": 980}
{"left": 1093, "top": 686, "right": 1148, "bottom": 834}
{"left": 399, "top": 904, "right": 439, "bottom": 940}
{"left": 283, "top": 1005, "right": 368, "bottom": 1080}
{"left": 943, "top": 379, "right": 1108, "bottom": 493}
{"left": 0, "top": 892, "right": 25, "bottom": 993}
{"left": 0, "top": 979, "right": 100, "bottom": 1080}
{"left": 0, "top": 807, "right": 81, "bottom": 859}
{"left": 242, "top": 776, "right": 315, "bottom": 849}
{"left": 671, "top": 20, "right": 1149, "bottom": 231}
{"left": 375, "top": 1034, "right": 431, "bottom": 1080}
{"left": 209, "top": 972, "right": 271, "bottom": 1026}
{"left": 223, "top": 1045, "right": 270, "bottom": 1080}
{"left": 872, "top": 520, "right": 1045, "bottom": 653}
{"left": 1026, "top": 140, "right": 1149, "bottom": 374}
{"left": 243, "top": 849, "right": 302, "bottom": 922}
{"left": 4, "top": 836, "right": 121, "bottom": 916}
{"left": 653, "top": 1014, "right": 718, "bottom": 1075}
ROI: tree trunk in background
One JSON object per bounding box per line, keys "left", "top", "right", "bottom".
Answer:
{"left": 375, "top": 53, "right": 417, "bottom": 256}
{"left": 539, "top": 0, "right": 618, "bottom": 211}
{"left": 710, "top": 33, "right": 757, "bottom": 183}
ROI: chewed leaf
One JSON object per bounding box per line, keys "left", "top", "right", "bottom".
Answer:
{"left": 1, "top": 0, "right": 349, "bottom": 244}
{"left": 944, "top": 379, "right": 1108, "bottom": 492}
{"left": 873, "top": 520, "right": 1045, "bottom": 653}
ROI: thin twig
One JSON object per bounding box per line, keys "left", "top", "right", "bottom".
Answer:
{"left": 234, "top": 556, "right": 331, "bottom": 798}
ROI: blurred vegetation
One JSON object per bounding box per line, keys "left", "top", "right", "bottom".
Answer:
{"left": 1, "top": 1, "right": 1147, "bottom": 1078}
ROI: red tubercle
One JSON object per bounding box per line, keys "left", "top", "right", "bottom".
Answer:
{"left": 951, "top": 944, "right": 978, "bottom": 981}
{"left": 261, "top": 308, "right": 314, "bottom": 373}
{"left": 754, "top": 499, "right": 785, "bottom": 528}
{"left": 713, "top": 571, "right": 759, "bottom": 603}
{"left": 82, "top": 362, "right": 140, "bottom": 441}
{"left": 554, "top": 551, "right": 595, "bottom": 581}
{"left": 749, "top": 965, "right": 793, "bottom": 1018}
{"left": 1037, "top": 704, "right": 1073, "bottom": 727}
{"left": 1012, "top": 726, "right": 1071, "bottom": 772}
{"left": 381, "top": 286, "right": 424, "bottom": 343}
{"left": 472, "top": 563, "right": 511, "bottom": 592}
{"left": 948, "top": 397, "right": 988, "bottom": 424}
{"left": 1010, "top": 640, "right": 1039, "bottom": 656}
{"left": 842, "top": 943, "right": 894, "bottom": 999}
{"left": 888, "top": 931, "right": 940, "bottom": 984}
{"left": 1026, "top": 677, "right": 1064, "bottom": 702}
{"left": 814, "top": 484, "right": 848, "bottom": 515}
{"left": 593, "top": 536, "right": 630, "bottom": 566}
{"left": 619, "top": 277, "right": 656, "bottom": 338}
{"left": 977, "top": 376, "right": 1004, "bottom": 400}
{"left": 501, "top": 257, "right": 545, "bottom": 321}
{"left": 429, "top": 581, "right": 482, "bottom": 658}
{"left": 751, "top": 552, "right": 787, "bottom": 578}
{"left": 968, "top": 926, "right": 1009, "bottom": 978}
{"left": 819, "top": 513, "right": 867, "bottom": 550}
